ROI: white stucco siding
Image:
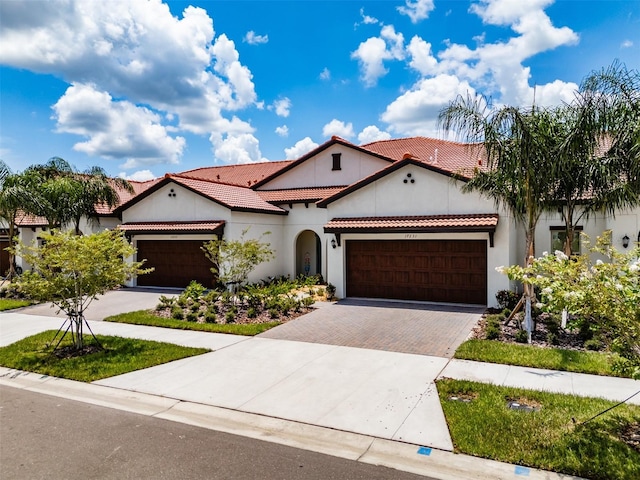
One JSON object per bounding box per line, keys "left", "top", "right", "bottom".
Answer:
{"left": 605, "top": 206, "right": 640, "bottom": 251}
{"left": 123, "top": 183, "right": 231, "bottom": 223}
{"left": 225, "top": 211, "right": 286, "bottom": 284}
{"left": 327, "top": 166, "right": 496, "bottom": 218}
{"left": 259, "top": 145, "right": 390, "bottom": 189}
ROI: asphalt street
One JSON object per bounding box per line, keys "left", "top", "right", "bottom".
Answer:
{"left": 0, "top": 386, "right": 436, "bottom": 480}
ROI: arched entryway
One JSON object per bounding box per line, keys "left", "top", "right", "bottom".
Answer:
{"left": 295, "top": 230, "right": 322, "bottom": 278}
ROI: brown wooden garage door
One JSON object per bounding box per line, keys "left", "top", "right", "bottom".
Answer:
{"left": 0, "top": 240, "right": 9, "bottom": 277}
{"left": 136, "top": 240, "right": 215, "bottom": 288}
{"left": 346, "top": 240, "right": 487, "bottom": 305}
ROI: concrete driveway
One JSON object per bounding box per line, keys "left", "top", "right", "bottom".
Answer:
{"left": 15, "top": 287, "right": 180, "bottom": 321}
{"left": 259, "top": 299, "right": 483, "bottom": 358}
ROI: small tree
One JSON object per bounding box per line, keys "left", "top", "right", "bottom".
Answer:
{"left": 15, "top": 229, "right": 151, "bottom": 350}
{"left": 500, "top": 232, "right": 640, "bottom": 377}
{"left": 202, "top": 229, "right": 275, "bottom": 291}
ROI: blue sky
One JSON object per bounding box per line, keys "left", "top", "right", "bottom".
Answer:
{"left": 1, "top": 0, "right": 639, "bottom": 181}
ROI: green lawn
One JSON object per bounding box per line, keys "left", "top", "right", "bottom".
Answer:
{"left": 454, "top": 339, "right": 626, "bottom": 377}
{"left": 0, "top": 298, "right": 32, "bottom": 311}
{"left": 105, "top": 310, "right": 281, "bottom": 336}
{"left": 437, "top": 379, "right": 640, "bottom": 480}
{"left": 0, "top": 330, "right": 210, "bottom": 382}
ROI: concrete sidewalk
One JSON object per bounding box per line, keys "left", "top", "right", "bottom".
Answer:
{"left": 2, "top": 311, "right": 637, "bottom": 479}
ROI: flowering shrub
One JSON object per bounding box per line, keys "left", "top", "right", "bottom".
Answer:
{"left": 500, "top": 231, "right": 640, "bottom": 378}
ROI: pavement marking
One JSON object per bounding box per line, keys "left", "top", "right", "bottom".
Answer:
{"left": 417, "top": 446, "right": 432, "bottom": 456}
{"left": 515, "top": 465, "right": 531, "bottom": 476}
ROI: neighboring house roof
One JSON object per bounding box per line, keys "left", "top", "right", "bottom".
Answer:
{"left": 324, "top": 213, "right": 499, "bottom": 233}
{"left": 114, "top": 174, "right": 287, "bottom": 216}
{"left": 177, "top": 160, "right": 293, "bottom": 187}
{"left": 14, "top": 212, "right": 48, "bottom": 227}
{"left": 360, "top": 137, "right": 485, "bottom": 177}
{"left": 257, "top": 186, "right": 347, "bottom": 204}
{"left": 118, "top": 220, "right": 225, "bottom": 235}
{"left": 251, "top": 136, "right": 396, "bottom": 189}
{"left": 316, "top": 157, "right": 470, "bottom": 208}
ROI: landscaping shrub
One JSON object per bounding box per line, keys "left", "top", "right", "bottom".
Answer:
{"left": 496, "top": 290, "right": 519, "bottom": 311}
{"left": 246, "top": 307, "right": 257, "bottom": 318}
{"left": 514, "top": 329, "right": 528, "bottom": 343}
{"left": 171, "top": 306, "right": 184, "bottom": 320}
{"left": 182, "top": 281, "right": 206, "bottom": 302}
{"left": 485, "top": 314, "right": 502, "bottom": 340}
{"left": 204, "top": 311, "right": 217, "bottom": 323}
{"left": 186, "top": 311, "right": 198, "bottom": 322}
{"left": 326, "top": 283, "right": 336, "bottom": 300}
{"left": 225, "top": 311, "right": 236, "bottom": 323}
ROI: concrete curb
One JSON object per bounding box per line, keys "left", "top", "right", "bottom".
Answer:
{"left": 0, "top": 367, "right": 583, "bottom": 480}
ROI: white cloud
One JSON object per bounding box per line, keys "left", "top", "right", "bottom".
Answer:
{"left": 322, "top": 119, "right": 355, "bottom": 139}
{"left": 319, "top": 67, "right": 331, "bottom": 81}
{"left": 284, "top": 137, "right": 319, "bottom": 160}
{"left": 407, "top": 36, "right": 438, "bottom": 76}
{"left": 351, "top": 25, "right": 405, "bottom": 87}
{"left": 210, "top": 132, "right": 265, "bottom": 164}
{"left": 397, "top": 0, "right": 435, "bottom": 24}
{"left": 53, "top": 83, "right": 185, "bottom": 166}
{"left": 271, "top": 97, "right": 292, "bottom": 117}
{"left": 244, "top": 30, "right": 268, "bottom": 45}
{"left": 358, "top": 8, "right": 380, "bottom": 26}
{"left": 381, "top": 75, "right": 476, "bottom": 136}
{"left": 621, "top": 40, "right": 633, "bottom": 48}
{"left": 0, "top": 0, "right": 260, "bottom": 168}
{"left": 275, "top": 125, "right": 289, "bottom": 137}
{"left": 357, "top": 126, "right": 392, "bottom": 144}
{"left": 120, "top": 169, "right": 156, "bottom": 181}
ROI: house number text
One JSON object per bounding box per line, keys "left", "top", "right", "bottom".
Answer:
{"left": 405, "top": 234, "right": 418, "bottom": 239}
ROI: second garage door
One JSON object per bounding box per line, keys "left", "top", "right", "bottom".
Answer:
{"left": 346, "top": 239, "right": 487, "bottom": 305}
{"left": 136, "top": 240, "right": 215, "bottom": 288}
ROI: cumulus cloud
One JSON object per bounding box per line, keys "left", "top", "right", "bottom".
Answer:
{"left": 357, "top": 126, "right": 392, "bottom": 144}
{"left": 381, "top": 75, "right": 476, "bottom": 136}
{"left": 53, "top": 83, "right": 185, "bottom": 166}
{"left": 357, "top": 8, "right": 380, "bottom": 26}
{"left": 210, "top": 132, "right": 265, "bottom": 164}
{"left": 275, "top": 125, "right": 289, "bottom": 137}
{"left": 244, "top": 30, "right": 268, "bottom": 45}
{"left": 407, "top": 36, "right": 438, "bottom": 76}
{"left": 284, "top": 137, "right": 319, "bottom": 160}
{"left": 0, "top": 0, "right": 261, "bottom": 171}
{"left": 351, "top": 25, "right": 405, "bottom": 87}
{"left": 271, "top": 97, "right": 292, "bottom": 117}
{"left": 397, "top": 0, "right": 435, "bottom": 24}
{"left": 120, "top": 169, "right": 156, "bottom": 181}
{"left": 322, "top": 119, "right": 355, "bottom": 139}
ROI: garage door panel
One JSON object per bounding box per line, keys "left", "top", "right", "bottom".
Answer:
{"left": 137, "top": 240, "right": 214, "bottom": 288}
{"left": 346, "top": 240, "right": 487, "bottom": 305}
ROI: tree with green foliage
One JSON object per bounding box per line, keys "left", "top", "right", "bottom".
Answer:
{"left": 500, "top": 232, "right": 640, "bottom": 378}
{"left": 0, "top": 161, "right": 39, "bottom": 280}
{"left": 439, "top": 95, "right": 560, "bottom": 340}
{"left": 552, "top": 62, "right": 640, "bottom": 255}
{"left": 25, "top": 157, "right": 133, "bottom": 233}
{"left": 202, "top": 229, "right": 275, "bottom": 291}
{"left": 15, "top": 229, "right": 151, "bottom": 350}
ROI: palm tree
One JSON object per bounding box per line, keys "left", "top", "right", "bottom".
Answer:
{"left": 552, "top": 62, "right": 640, "bottom": 255}
{"left": 439, "top": 95, "right": 560, "bottom": 340}
{"left": 25, "top": 158, "right": 133, "bottom": 234}
{"left": 0, "top": 161, "right": 39, "bottom": 279}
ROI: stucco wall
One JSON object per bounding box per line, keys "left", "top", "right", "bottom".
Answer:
{"left": 259, "top": 144, "right": 390, "bottom": 190}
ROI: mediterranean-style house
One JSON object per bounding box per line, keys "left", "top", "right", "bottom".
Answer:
{"left": 6, "top": 136, "right": 640, "bottom": 307}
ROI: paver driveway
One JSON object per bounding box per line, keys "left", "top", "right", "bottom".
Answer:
{"left": 259, "top": 298, "right": 483, "bottom": 358}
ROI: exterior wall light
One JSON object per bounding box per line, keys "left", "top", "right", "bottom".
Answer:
{"left": 331, "top": 238, "right": 337, "bottom": 249}
{"left": 622, "top": 234, "right": 630, "bottom": 249}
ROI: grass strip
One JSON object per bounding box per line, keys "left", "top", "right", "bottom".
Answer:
{"left": 105, "top": 310, "right": 280, "bottom": 336}
{"left": 437, "top": 378, "right": 640, "bottom": 480}
{"left": 0, "top": 299, "right": 32, "bottom": 311}
{"left": 455, "top": 339, "right": 624, "bottom": 377}
{"left": 0, "top": 330, "right": 209, "bottom": 382}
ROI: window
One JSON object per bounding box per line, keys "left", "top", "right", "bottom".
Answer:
{"left": 332, "top": 153, "right": 341, "bottom": 171}
{"left": 550, "top": 226, "right": 582, "bottom": 254}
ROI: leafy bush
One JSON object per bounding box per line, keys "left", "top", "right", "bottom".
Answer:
{"left": 485, "top": 314, "right": 502, "bottom": 340}
{"left": 156, "top": 295, "right": 175, "bottom": 310}
{"left": 326, "top": 283, "right": 336, "bottom": 300}
{"left": 182, "top": 281, "right": 206, "bottom": 302}
{"left": 225, "top": 311, "right": 236, "bottom": 323}
{"left": 171, "top": 306, "right": 184, "bottom": 320}
{"left": 495, "top": 290, "right": 519, "bottom": 311}
{"left": 268, "top": 308, "right": 279, "bottom": 319}
{"left": 514, "top": 329, "right": 528, "bottom": 343}
{"left": 186, "top": 311, "right": 198, "bottom": 322}
{"left": 246, "top": 307, "right": 258, "bottom": 318}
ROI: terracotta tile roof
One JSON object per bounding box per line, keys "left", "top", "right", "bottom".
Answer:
{"left": 167, "top": 175, "right": 287, "bottom": 214}
{"left": 360, "top": 137, "right": 486, "bottom": 178}
{"left": 15, "top": 212, "right": 48, "bottom": 227}
{"left": 118, "top": 220, "right": 225, "bottom": 234}
{"left": 95, "top": 178, "right": 161, "bottom": 215}
{"left": 257, "top": 186, "right": 347, "bottom": 203}
{"left": 324, "top": 214, "right": 499, "bottom": 232}
{"left": 177, "top": 161, "right": 293, "bottom": 187}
